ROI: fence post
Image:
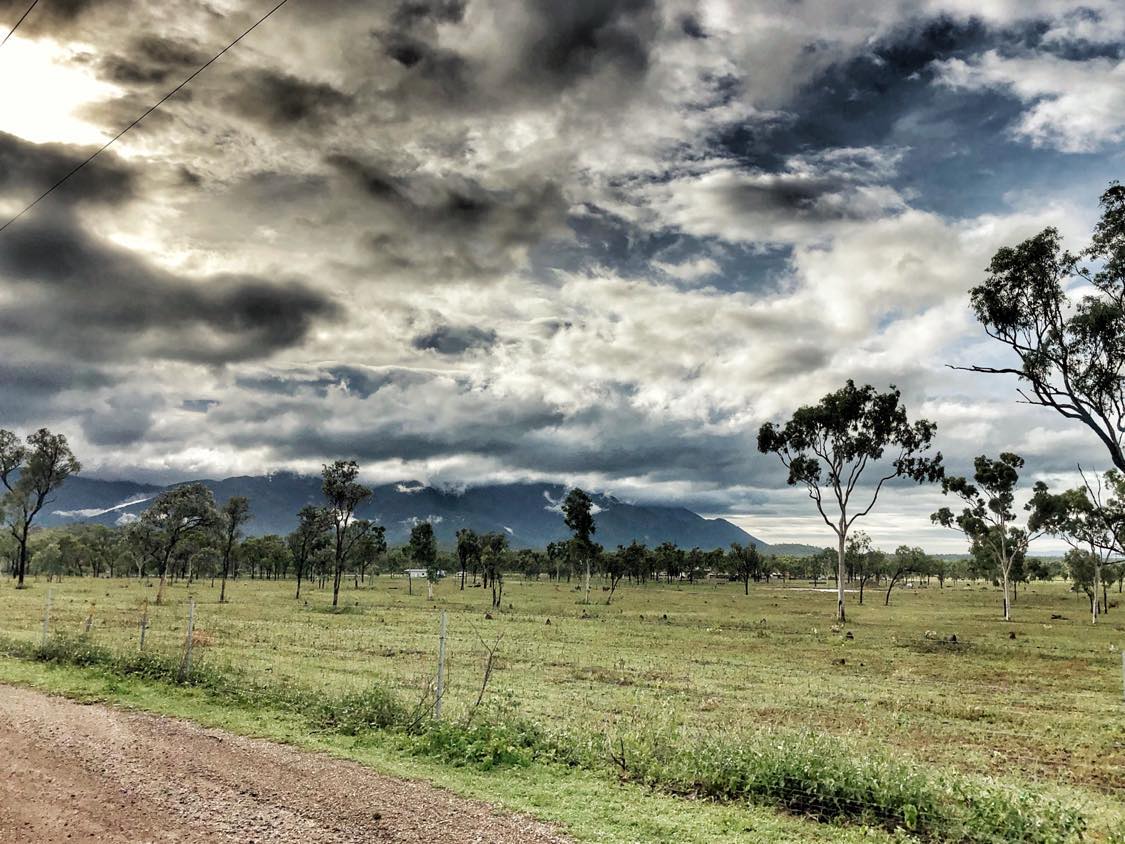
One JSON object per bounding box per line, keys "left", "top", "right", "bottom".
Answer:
{"left": 139, "top": 601, "right": 149, "bottom": 652}
{"left": 178, "top": 599, "right": 195, "bottom": 683}
{"left": 434, "top": 610, "right": 447, "bottom": 720}
{"left": 41, "top": 588, "right": 53, "bottom": 647}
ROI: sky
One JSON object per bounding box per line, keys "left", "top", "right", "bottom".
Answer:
{"left": 0, "top": 0, "right": 1123, "bottom": 552}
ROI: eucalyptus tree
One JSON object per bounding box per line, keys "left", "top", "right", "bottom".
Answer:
{"left": 480, "top": 532, "right": 509, "bottom": 609}
{"left": 239, "top": 534, "right": 290, "bottom": 580}
{"left": 217, "top": 496, "right": 251, "bottom": 604}
{"left": 609, "top": 541, "right": 646, "bottom": 603}
{"left": 133, "top": 483, "right": 218, "bottom": 605}
{"left": 545, "top": 540, "right": 568, "bottom": 582}
{"left": 350, "top": 524, "right": 387, "bottom": 584}
{"left": 1063, "top": 548, "right": 1102, "bottom": 615}
{"left": 0, "top": 428, "right": 81, "bottom": 588}
{"left": 322, "top": 460, "right": 373, "bottom": 608}
{"left": 958, "top": 184, "right": 1125, "bottom": 470}
{"left": 456, "top": 528, "right": 481, "bottom": 590}
{"left": 1028, "top": 470, "right": 1125, "bottom": 624}
{"left": 758, "top": 381, "right": 943, "bottom": 622}
{"left": 654, "top": 541, "right": 683, "bottom": 582}
{"left": 32, "top": 542, "right": 64, "bottom": 581}
{"left": 288, "top": 505, "right": 331, "bottom": 599}
{"left": 679, "top": 549, "right": 706, "bottom": 589}
{"left": 408, "top": 521, "right": 439, "bottom": 599}
{"left": 885, "top": 545, "right": 926, "bottom": 606}
{"left": 726, "top": 542, "right": 763, "bottom": 595}
{"left": 932, "top": 453, "right": 1035, "bottom": 621}
{"left": 563, "top": 488, "right": 597, "bottom": 603}
{"left": 846, "top": 531, "right": 877, "bottom": 604}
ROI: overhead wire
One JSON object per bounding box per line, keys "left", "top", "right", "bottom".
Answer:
{"left": 0, "top": 0, "right": 40, "bottom": 49}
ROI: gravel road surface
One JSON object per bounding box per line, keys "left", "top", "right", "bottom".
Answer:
{"left": 0, "top": 684, "right": 570, "bottom": 843}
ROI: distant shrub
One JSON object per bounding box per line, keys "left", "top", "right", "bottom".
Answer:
{"left": 315, "top": 685, "right": 407, "bottom": 734}
{"left": 14, "top": 633, "right": 111, "bottom": 667}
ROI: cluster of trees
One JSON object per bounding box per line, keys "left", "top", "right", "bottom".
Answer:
{"left": 758, "top": 183, "right": 1125, "bottom": 624}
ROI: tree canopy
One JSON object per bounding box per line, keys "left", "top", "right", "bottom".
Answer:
{"left": 758, "top": 380, "right": 942, "bottom": 621}
{"left": 0, "top": 428, "right": 81, "bottom": 588}
{"left": 961, "top": 183, "right": 1125, "bottom": 471}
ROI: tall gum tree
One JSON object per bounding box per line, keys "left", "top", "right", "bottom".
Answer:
{"left": 0, "top": 428, "right": 81, "bottom": 588}
{"left": 1028, "top": 469, "right": 1125, "bottom": 624}
{"left": 133, "top": 483, "right": 218, "bottom": 605}
{"left": 562, "top": 488, "right": 597, "bottom": 604}
{"left": 408, "top": 521, "right": 438, "bottom": 600}
{"left": 322, "top": 460, "right": 373, "bottom": 609}
{"left": 217, "top": 496, "right": 250, "bottom": 604}
{"left": 957, "top": 183, "right": 1125, "bottom": 471}
{"left": 758, "top": 381, "right": 943, "bottom": 623}
{"left": 932, "top": 453, "right": 1035, "bottom": 622}
{"left": 288, "top": 505, "right": 331, "bottom": 600}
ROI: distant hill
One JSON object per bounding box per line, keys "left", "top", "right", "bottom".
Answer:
{"left": 40, "top": 473, "right": 779, "bottom": 551}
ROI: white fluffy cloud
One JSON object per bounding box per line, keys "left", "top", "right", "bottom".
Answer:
{"left": 936, "top": 51, "right": 1125, "bottom": 152}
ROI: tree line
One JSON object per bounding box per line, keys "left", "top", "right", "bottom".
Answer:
{"left": 3, "top": 184, "right": 1124, "bottom": 624}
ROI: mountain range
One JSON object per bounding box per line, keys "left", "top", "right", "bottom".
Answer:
{"left": 39, "top": 473, "right": 818, "bottom": 554}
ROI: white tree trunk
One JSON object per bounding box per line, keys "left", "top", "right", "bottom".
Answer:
{"left": 836, "top": 530, "right": 847, "bottom": 623}
{"left": 1093, "top": 561, "right": 1100, "bottom": 625}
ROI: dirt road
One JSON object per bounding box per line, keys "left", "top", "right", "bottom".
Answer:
{"left": 0, "top": 684, "right": 570, "bottom": 843}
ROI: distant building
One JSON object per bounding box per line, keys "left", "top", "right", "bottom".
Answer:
{"left": 404, "top": 568, "right": 445, "bottom": 579}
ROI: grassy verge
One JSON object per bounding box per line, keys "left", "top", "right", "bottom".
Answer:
{"left": 0, "top": 633, "right": 1088, "bottom": 843}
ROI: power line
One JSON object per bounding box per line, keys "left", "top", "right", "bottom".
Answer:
{"left": 0, "top": 0, "right": 40, "bottom": 49}
{"left": 0, "top": 0, "right": 296, "bottom": 235}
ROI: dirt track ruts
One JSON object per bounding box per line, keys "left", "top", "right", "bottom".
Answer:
{"left": 0, "top": 684, "right": 571, "bottom": 843}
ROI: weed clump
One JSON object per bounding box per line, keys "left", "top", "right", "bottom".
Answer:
{"left": 611, "top": 727, "right": 1085, "bottom": 843}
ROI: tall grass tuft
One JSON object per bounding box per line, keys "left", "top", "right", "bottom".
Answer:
{"left": 611, "top": 726, "right": 1085, "bottom": 843}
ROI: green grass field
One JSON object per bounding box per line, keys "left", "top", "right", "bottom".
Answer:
{"left": 0, "top": 572, "right": 1122, "bottom": 842}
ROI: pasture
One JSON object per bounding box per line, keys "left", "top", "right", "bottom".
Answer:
{"left": 0, "top": 573, "right": 1122, "bottom": 842}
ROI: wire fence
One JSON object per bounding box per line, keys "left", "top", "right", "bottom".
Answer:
{"left": 4, "top": 577, "right": 1123, "bottom": 802}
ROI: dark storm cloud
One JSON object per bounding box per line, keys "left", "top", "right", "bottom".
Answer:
{"left": 181, "top": 399, "right": 220, "bottom": 413}
{"left": 326, "top": 153, "right": 569, "bottom": 277}
{"left": 81, "top": 395, "right": 163, "bottom": 446}
{"left": 220, "top": 380, "right": 764, "bottom": 492}
{"left": 0, "top": 0, "right": 113, "bottom": 28}
{"left": 0, "top": 212, "right": 338, "bottom": 364}
{"left": 0, "top": 132, "right": 136, "bottom": 206}
{"left": 379, "top": 33, "right": 472, "bottom": 102}
{"left": 371, "top": 0, "right": 659, "bottom": 112}
{"left": 391, "top": 0, "right": 466, "bottom": 27}
{"left": 235, "top": 365, "right": 442, "bottom": 399}
{"left": 222, "top": 69, "right": 353, "bottom": 129}
{"left": 678, "top": 14, "right": 706, "bottom": 40}
{"left": 411, "top": 324, "right": 497, "bottom": 355}
{"left": 520, "top": 0, "right": 657, "bottom": 85}
{"left": 0, "top": 359, "right": 117, "bottom": 424}
{"left": 97, "top": 33, "right": 207, "bottom": 86}
{"left": 720, "top": 171, "right": 891, "bottom": 223}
